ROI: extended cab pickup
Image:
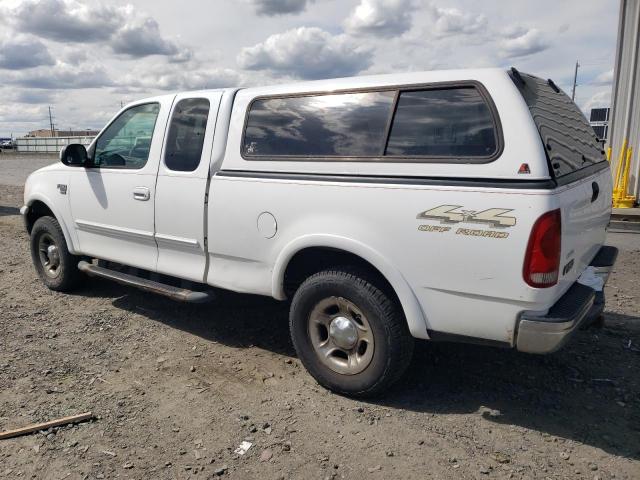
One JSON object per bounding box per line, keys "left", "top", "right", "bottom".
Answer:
{"left": 22, "top": 68, "right": 618, "bottom": 397}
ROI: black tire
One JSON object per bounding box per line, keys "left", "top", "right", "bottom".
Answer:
{"left": 289, "top": 267, "right": 414, "bottom": 397}
{"left": 30, "top": 216, "right": 82, "bottom": 292}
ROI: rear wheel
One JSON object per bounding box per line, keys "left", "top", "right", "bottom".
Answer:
{"left": 289, "top": 267, "right": 414, "bottom": 397}
{"left": 30, "top": 216, "right": 82, "bottom": 292}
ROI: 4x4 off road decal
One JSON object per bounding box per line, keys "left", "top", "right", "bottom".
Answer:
{"left": 417, "top": 205, "right": 516, "bottom": 239}
{"left": 417, "top": 205, "right": 516, "bottom": 227}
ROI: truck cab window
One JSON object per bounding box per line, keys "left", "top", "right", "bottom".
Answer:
{"left": 92, "top": 103, "right": 160, "bottom": 169}
{"left": 164, "top": 98, "right": 211, "bottom": 172}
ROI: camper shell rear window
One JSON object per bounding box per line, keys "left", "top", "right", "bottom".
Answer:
{"left": 242, "top": 82, "right": 502, "bottom": 163}
{"left": 509, "top": 70, "right": 607, "bottom": 179}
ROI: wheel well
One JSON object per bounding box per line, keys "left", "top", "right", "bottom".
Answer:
{"left": 283, "top": 247, "right": 399, "bottom": 303}
{"left": 25, "top": 201, "right": 54, "bottom": 233}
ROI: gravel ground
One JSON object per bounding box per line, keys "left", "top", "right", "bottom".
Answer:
{"left": 0, "top": 153, "right": 57, "bottom": 187}
{"left": 0, "top": 160, "right": 639, "bottom": 479}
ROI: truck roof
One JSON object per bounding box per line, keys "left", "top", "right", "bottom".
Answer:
{"left": 237, "top": 67, "right": 508, "bottom": 95}
{"left": 133, "top": 67, "right": 509, "bottom": 105}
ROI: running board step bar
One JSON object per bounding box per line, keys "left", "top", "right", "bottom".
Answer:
{"left": 77, "top": 260, "right": 213, "bottom": 303}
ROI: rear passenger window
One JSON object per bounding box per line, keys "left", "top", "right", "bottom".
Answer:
{"left": 165, "top": 98, "right": 210, "bottom": 172}
{"left": 243, "top": 91, "right": 395, "bottom": 157}
{"left": 386, "top": 88, "right": 497, "bottom": 157}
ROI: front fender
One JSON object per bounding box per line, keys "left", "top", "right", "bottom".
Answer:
{"left": 25, "top": 192, "right": 79, "bottom": 255}
{"left": 272, "top": 234, "right": 429, "bottom": 339}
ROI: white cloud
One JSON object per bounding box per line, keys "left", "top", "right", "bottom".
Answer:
{"left": 429, "top": 6, "right": 487, "bottom": 37}
{"left": 582, "top": 90, "right": 611, "bottom": 113}
{"left": 9, "top": 0, "right": 185, "bottom": 60}
{"left": 0, "top": 36, "right": 55, "bottom": 69}
{"left": 122, "top": 64, "right": 240, "bottom": 91}
{"left": 61, "top": 47, "right": 89, "bottom": 66}
{"left": 345, "top": 0, "right": 415, "bottom": 37}
{"left": 0, "top": 103, "right": 48, "bottom": 124}
{"left": 110, "top": 16, "right": 179, "bottom": 57}
{"left": 238, "top": 27, "right": 374, "bottom": 79}
{"left": 13, "top": 89, "right": 56, "bottom": 104}
{"left": 11, "top": 0, "right": 119, "bottom": 43}
{"left": 499, "top": 28, "right": 549, "bottom": 59}
{"left": 6, "top": 61, "right": 113, "bottom": 89}
{"left": 592, "top": 68, "right": 614, "bottom": 86}
{"left": 248, "top": 0, "right": 314, "bottom": 16}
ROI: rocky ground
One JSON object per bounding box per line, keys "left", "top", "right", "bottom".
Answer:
{"left": 0, "top": 161, "right": 639, "bottom": 479}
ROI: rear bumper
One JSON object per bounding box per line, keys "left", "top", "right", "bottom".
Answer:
{"left": 516, "top": 245, "right": 618, "bottom": 354}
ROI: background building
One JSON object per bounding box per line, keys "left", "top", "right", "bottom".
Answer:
{"left": 16, "top": 136, "right": 95, "bottom": 153}
{"left": 26, "top": 128, "right": 99, "bottom": 138}
{"left": 608, "top": 0, "right": 640, "bottom": 206}
{"left": 16, "top": 128, "right": 99, "bottom": 153}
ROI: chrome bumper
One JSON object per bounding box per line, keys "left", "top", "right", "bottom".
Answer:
{"left": 516, "top": 245, "right": 618, "bottom": 354}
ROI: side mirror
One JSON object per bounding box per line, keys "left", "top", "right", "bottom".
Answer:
{"left": 60, "top": 144, "right": 88, "bottom": 167}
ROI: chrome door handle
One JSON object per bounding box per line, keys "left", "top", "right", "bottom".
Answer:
{"left": 133, "top": 187, "right": 150, "bottom": 201}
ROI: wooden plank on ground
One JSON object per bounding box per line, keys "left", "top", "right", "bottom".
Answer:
{"left": 0, "top": 412, "right": 94, "bottom": 440}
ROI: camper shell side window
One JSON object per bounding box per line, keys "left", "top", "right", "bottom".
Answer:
{"left": 241, "top": 81, "right": 503, "bottom": 163}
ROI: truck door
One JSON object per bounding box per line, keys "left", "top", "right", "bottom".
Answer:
{"left": 154, "top": 92, "right": 222, "bottom": 282}
{"left": 68, "top": 98, "right": 172, "bottom": 270}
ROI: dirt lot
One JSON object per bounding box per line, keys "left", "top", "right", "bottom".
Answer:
{"left": 1, "top": 157, "right": 639, "bottom": 479}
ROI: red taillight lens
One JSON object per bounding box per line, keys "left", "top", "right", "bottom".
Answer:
{"left": 523, "top": 209, "right": 562, "bottom": 288}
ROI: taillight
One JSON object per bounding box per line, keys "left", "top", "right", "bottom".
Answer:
{"left": 523, "top": 209, "right": 562, "bottom": 288}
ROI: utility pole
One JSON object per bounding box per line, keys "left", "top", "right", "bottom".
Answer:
{"left": 571, "top": 60, "right": 580, "bottom": 101}
{"left": 48, "top": 106, "right": 56, "bottom": 137}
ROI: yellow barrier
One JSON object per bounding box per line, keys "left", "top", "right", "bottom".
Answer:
{"left": 612, "top": 139, "right": 637, "bottom": 208}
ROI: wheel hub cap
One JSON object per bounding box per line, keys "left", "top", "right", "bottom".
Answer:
{"left": 46, "top": 245, "right": 59, "bottom": 267}
{"left": 37, "top": 233, "right": 61, "bottom": 278}
{"left": 308, "top": 296, "right": 375, "bottom": 375}
{"left": 329, "top": 316, "right": 358, "bottom": 350}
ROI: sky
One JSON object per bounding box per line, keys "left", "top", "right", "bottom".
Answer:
{"left": 0, "top": 0, "right": 619, "bottom": 137}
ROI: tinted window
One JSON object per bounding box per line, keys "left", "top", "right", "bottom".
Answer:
{"left": 243, "top": 91, "right": 395, "bottom": 157}
{"left": 386, "top": 88, "right": 497, "bottom": 157}
{"left": 93, "top": 103, "right": 160, "bottom": 169}
{"left": 165, "top": 98, "right": 210, "bottom": 172}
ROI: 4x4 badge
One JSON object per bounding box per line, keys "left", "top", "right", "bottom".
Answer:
{"left": 417, "top": 205, "right": 516, "bottom": 228}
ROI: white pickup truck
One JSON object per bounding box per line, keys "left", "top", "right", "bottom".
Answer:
{"left": 22, "top": 68, "right": 617, "bottom": 397}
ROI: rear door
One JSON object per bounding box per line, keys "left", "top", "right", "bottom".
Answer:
{"left": 511, "top": 72, "right": 611, "bottom": 289}
{"left": 154, "top": 92, "right": 222, "bottom": 282}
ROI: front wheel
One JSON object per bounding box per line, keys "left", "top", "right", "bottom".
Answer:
{"left": 30, "top": 216, "right": 82, "bottom": 292}
{"left": 289, "top": 267, "right": 414, "bottom": 397}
